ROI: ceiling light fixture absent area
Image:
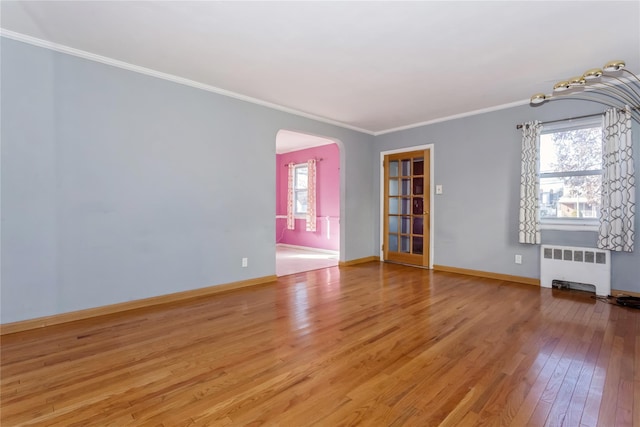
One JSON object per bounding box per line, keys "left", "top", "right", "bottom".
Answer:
{"left": 530, "top": 60, "right": 640, "bottom": 123}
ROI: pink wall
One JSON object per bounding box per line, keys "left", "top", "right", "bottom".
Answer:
{"left": 276, "top": 143, "right": 340, "bottom": 251}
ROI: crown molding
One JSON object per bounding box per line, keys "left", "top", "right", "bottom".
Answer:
{"left": 372, "top": 99, "right": 531, "bottom": 136}
{"left": 1, "top": 29, "right": 538, "bottom": 137}
{"left": 0, "top": 29, "right": 375, "bottom": 136}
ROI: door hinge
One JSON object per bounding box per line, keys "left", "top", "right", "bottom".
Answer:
{"left": 381, "top": 244, "right": 384, "bottom": 251}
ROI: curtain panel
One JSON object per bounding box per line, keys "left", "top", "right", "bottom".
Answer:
{"left": 306, "top": 159, "right": 317, "bottom": 232}
{"left": 519, "top": 121, "right": 542, "bottom": 244}
{"left": 598, "top": 108, "right": 635, "bottom": 252}
{"left": 286, "top": 163, "right": 295, "bottom": 230}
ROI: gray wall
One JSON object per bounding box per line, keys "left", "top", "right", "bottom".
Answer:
{"left": 374, "top": 101, "right": 640, "bottom": 293}
{"left": 3, "top": 36, "right": 639, "bottom": 324}
{"left": 1, "top": 38, "right": 376, "bottom": 323}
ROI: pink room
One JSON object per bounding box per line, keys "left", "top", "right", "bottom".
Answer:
{"left": 275, "top": 138, "right": 340, "bottom": 275}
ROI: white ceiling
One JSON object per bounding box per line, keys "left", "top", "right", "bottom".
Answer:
{"left": 1, "top": 1, "right": 639, "bottom": 137}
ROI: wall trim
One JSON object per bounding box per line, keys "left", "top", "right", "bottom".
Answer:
{"left": 339, "top": 256, "right": 380, "bottom": 267}
{"left": 611, "top": 289, "right": 640, "bottom": 298}
{"left": 374, "top": 99, "right": 530, "bottom": 136}
{"left": 433, "top": 265, "right": 540, "bottom": 286}
{"left": 0, "top": 29, "right": 373, "bottom": 136}
{"left": 0, "top": 275, "right": 277, "bottom": 335}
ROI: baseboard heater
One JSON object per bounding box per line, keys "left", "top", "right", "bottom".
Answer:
{"left": 540, "top": 245, "right": 611, "bottom": 296}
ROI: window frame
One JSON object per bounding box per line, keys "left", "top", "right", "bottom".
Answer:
{"left": 293, "top": 163, "right": 308, "bottom": 217}
{"left": 538, "top": 116, "right": 603, "bottom": 232}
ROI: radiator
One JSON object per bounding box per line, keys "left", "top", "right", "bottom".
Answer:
{"left": 540, "top": 245, "right": 611, "bottom": 296}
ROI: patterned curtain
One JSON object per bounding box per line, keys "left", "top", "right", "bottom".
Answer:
{"left": 287, "top": 163, "right": 295, "bottom": 230}
{"left": 519, "top": 121, "right": 542, "bottom": 244}
{"left": 306, "top": 159, "right": 317, "bottom": 232}
{"left": 598, "top": 108, "right": 635, "bottom": 252}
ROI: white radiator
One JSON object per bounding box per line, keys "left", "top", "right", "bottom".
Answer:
{"left": 540, "top": 245, "right": 611, "bottom": 296}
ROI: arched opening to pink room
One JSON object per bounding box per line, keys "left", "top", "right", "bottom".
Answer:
{"left": 275, "top": 130, "right": 341, "bottom": 276}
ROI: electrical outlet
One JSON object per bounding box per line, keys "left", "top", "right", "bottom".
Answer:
{"left": 436, "top": 185, "right": 443, "bottom": 195}
{"left": 515, "top": 254, "right": 522, "bottom": 264}
{"left": 242, "top": 257, "right": 248, "bottom": 267}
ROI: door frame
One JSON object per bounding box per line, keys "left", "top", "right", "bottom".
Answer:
{"left": 379, "top": 144, "right": 434, "bottom": 268}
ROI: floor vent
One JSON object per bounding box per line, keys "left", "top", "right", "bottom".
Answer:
{"left": 540, "top": 245, "right": 611, "bottom": 296}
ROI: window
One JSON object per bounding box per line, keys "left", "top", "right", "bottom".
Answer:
{"left": 294, "top": 164, "right": 308, "bottom": 215}
{"left": 539, "top": 117, "right": 602, "bottom": 229}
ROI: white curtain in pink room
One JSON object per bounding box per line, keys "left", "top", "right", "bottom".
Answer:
{"left": 306, "top": 159, "right": 317, "bottom": 231}
{"left": 287, "top": 163, "right": 295, "bottom": 230}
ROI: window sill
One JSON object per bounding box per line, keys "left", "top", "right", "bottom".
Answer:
{"left": 540, "top": 222, "right": 599, "bottom": 232}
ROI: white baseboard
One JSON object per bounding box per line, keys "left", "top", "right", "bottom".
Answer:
{"left": 276, "top": 243, "right": 339, "bottom": 255}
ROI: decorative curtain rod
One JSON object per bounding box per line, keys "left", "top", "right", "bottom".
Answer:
{"left": 527, "top": 60, "right": 640, "bottom": 124}
{"left": 515, "top": 112, "right": 604, "bottom": 130}
{"left": 516, "top": 106, "right": 639, "bottom": 129}
{"left": 283, "top": 158, "right": 324, "bottom": 166}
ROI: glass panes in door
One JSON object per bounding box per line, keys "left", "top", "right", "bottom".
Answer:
{"left": 384, "top": 151, "right": 430, "bottom": 267}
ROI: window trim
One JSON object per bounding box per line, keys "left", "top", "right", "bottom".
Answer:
{"left": 539, "top": 116, "right": 603, "bottom": 231}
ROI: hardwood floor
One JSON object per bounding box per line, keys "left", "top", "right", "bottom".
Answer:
{"left": 1, "top": 262, "right": 638, "bottom": 426}
{"left": 275, "top": 245, "right": 339, "bottom": 276}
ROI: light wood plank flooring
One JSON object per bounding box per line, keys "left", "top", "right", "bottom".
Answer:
{"left": 276, "top": 245, "right": 339, "bottom": 276}
{"left": 1, "top": 262, "right": 638, "bottom": 426}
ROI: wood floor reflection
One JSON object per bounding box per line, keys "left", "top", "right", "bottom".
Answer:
{"left": 1, "top": 262, "right": 638, "bottom": 426}
{"left": 276, "top": 245, "right": 339, "bottom": 276}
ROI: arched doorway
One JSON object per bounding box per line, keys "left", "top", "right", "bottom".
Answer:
{"left": 275, "top": 130, "right": 342, "bottom": 276}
